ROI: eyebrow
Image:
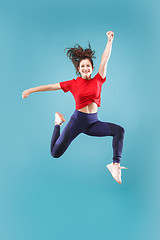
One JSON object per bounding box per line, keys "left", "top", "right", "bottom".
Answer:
{"left": 81, "top": 64, "right": 91, "bottom": 66}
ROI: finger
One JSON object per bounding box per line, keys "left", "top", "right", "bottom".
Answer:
{"left": 107, "top": 32, "right": 112, "bottom": 36}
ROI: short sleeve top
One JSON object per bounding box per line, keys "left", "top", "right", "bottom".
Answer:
{"left": 59, "top": 72, "right": 106, "bottom": 110}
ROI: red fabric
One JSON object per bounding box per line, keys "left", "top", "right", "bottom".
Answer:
{"left": 59, "top": 72, "right": 106, "bottom": 110}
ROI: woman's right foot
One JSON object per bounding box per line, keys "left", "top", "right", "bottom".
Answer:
{"left": 55, "top": 112, "right": 65, "bottom": 126}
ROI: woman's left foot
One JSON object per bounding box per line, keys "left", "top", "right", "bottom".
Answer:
{"left": 107, "top": 162, "right": 128, "bottom": 184}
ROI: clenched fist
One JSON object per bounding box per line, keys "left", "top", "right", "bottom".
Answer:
{"left": 106, "top": 31, "right": 114, "bottom": 42}
{"left": 22, "top": 89, "right": 31, "bottom": 99}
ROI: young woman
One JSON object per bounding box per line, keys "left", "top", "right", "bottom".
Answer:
{"left": 22, "top": 31, "right": 127, "bottom": 184}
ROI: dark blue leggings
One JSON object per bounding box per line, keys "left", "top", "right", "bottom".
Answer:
{"left": 50, "top": 110, "right": 125, "bottom": 163}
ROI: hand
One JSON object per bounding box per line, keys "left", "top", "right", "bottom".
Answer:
{"left": 106, "top": 31, "right": 114, "bottom": 42}
{"left": 22, "top": 89, "right": 31, "bottom": 99}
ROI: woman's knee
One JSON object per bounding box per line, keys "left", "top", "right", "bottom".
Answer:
{"left": 51, "top": 151, "right": 61, "bottom": 158}
{"left": 118, "top": 126, "right": 125, "bottom": 138}
{"left": 50, "top": 143, "right": 67, "bottom": 159}
{"left": 50, "top": 148, "right": 62, "bottom": 158}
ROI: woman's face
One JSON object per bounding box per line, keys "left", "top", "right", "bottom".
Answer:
{"left": 78, "top": 59, "right": 93, "bottom": 80}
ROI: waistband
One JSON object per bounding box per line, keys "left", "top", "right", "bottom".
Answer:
{"left": 72, "top": 110, "right": 98, "bottom": 122}
{"left": 76, "top": 110, "right": 98, "bottom": 116}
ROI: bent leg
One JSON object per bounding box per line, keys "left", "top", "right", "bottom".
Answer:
{"left": 84, "top": 121, "right": 125, "bottom": 163}
{"left": 50, "top": 116, "right": 81, "bottom": 158}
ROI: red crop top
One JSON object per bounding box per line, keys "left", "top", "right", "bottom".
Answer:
{"left": 59, "top": 72, "right": 106, "bottom": 110}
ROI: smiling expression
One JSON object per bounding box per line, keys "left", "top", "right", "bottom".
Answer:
{"left": 78, "top": 59, "right": 94, "bottom": 80}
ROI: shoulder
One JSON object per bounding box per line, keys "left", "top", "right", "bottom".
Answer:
{"left": 60, "top": 78, "right": 76, "bottom": 84}
{"left": 92, "top": 72, "right": 107, "bottom": 83}
{"left": 59, "top": 78, "right": 76, "bottom": 92}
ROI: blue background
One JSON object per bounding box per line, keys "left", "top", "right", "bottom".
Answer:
{"left": 1, "top": 0, "right": 160, "bottom": 239}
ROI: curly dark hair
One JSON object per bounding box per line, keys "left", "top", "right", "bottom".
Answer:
{"left": 64, "top": 42, "right": 96, "bottom": 76}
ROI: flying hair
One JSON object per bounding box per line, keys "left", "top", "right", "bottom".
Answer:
{"left": 64, "top": 42, "right": 96, "bottom": 76}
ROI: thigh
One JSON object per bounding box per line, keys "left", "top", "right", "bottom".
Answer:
{"left": 84, "top": 120, "right": 120, "bottom": 137}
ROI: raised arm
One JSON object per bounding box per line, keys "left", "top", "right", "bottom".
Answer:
{"left": 22, "top": 83, "right": 61, "bottom": 99}
{"left": 99, "top": 31, "right": 114, "bottom": 79}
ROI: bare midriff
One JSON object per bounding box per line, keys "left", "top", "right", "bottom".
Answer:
{"left": 77, "top": 102, "right": 98, "bottom": 114}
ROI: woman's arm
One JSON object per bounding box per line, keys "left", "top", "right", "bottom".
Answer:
{"left": 22, "top": 83, "right": 61, "bottom": 99}
{"left": 99, "top": 31, "right": 114, "bottom": 79}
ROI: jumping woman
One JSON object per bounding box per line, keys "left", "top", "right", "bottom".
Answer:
{"left": 22, "top": 31, "right": 127, "bottom": 184}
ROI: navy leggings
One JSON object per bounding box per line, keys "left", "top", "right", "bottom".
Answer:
{"left": 50, "top": 110, "right": 124, "bottom": 163}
